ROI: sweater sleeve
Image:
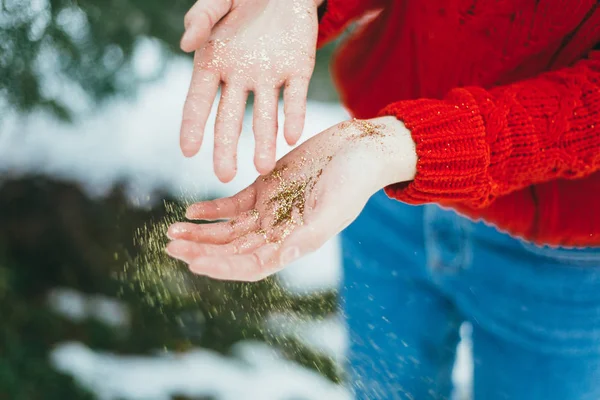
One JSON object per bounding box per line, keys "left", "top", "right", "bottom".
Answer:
{"left": 381, "top": 53, "right": 600, "bottom": 209}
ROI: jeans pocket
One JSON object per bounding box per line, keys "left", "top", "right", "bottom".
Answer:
{"left": 518, "top": 240, "right": 600, "bottom": 267}
{"left": 424, "top": 205, "right": 473, "bottom": 274}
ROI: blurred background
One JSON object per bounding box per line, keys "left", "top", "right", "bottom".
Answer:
{"left": 0, "top": 1, "right": 470, "bottom": 399}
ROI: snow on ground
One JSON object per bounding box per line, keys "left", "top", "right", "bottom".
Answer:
{"left": 51, "top": 341, "right": 350, "bottom": 400}
{"left": 3, "top": 50, "right": 471, "bottom": 399}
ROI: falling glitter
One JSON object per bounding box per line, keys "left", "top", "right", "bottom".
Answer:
{"left": 119, "top": 199, "right": 203, "bottom": 310}
{"left": 116, "top": 194, "right": 341, "bottom": 385}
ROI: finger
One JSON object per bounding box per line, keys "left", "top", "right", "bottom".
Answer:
{"left": 283, "top": 77, "right": 309, "bottom": 145}
{"left": 181, "top": 0, "right": 233, "bottom": 52}
{"left": 167, "top": 239, "right": 208, "bottom": 263}
{"left": 166, "top": 231, "right": 267, "bottom": 263}
{"left": 189, "top": 243, "right": 281, "bottom": 281}
{"left": 186, "top": 186, "right": 256, "bottom": 220}
{"left": 180, "top": 66, "right": 220, "bottom": 157}
{"left": 253, "top": 85, "right": 279, "bottom": 175}
{"left": 214, "top": 83, "right": 248, "bottom": 183}
{"left": 168, "top": 210, "right": 259, "bottom": 244}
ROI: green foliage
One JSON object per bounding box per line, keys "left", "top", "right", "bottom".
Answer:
{"left": 0, "top": 0, "right": 192, "bottom": 120}
{"left": 0, "top": 177, "right": 341, "bottom": 399}
{"left": 0, "top": 262, "right": 96, "bottom": 400}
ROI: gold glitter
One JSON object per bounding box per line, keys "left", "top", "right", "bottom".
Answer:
{"left": 119, "top": 199, "right": 203, "bottom": 310}
{"left": 255, "top": 228, "right": 271, "bottom": 243}
{"left": 269, "top": 180, "right": 309, "bottom": 226}
{"left": 276, "top": 226, "right": 296, "bottom": 244}
{"left": 339, "top": 119, "right": 387, "bottom": 140}
{"left": 262, "top": 164, "right": 288, "bottom": 182}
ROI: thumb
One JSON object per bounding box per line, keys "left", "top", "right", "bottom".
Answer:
{"left": 181, "top": 0, "right": 233, "bottom": 52}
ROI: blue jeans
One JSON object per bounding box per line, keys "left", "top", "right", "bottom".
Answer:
{"left": 341, "top": 190, "right": 600, "bottom": 400}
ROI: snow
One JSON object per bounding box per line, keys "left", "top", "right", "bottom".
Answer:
{"left": 3, "top": 48, "right": 472, "bottom": 399}
{"left": 0, "top": 56, "right": 348, "bottom": 208}
{"left": 50, "top": 341, "right": 350, "bottom": 400}
{"left": 47, "top": 288, "right": 130, "bottom": 328}
{"left": 265, "top": 314, "right": 348, "bottom": 362}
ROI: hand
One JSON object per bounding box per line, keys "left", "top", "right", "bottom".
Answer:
{"left": 179, "top": 0, "right": 320, "bottom": 182}
{"left": 166, "top": 116, "right": 417, "bottom": 281}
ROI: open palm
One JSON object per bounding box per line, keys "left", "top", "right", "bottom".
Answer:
{"left": 166, "top": 118, "right": 413, "bottom": 281}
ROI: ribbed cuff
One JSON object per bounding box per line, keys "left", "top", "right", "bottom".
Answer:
{"left": 379, "top": 90, "right": 493, "bottom": 208}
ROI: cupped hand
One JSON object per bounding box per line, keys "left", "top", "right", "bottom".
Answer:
{"left": 166, "top": 116, "right": 417, "bottom": 282}
{"left": 179, "top": 0, "right": 320, "bottom": 182}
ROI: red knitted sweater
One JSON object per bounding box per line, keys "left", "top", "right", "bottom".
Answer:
{"left": 317, "top": 0, "right": 600, "bottom": 247}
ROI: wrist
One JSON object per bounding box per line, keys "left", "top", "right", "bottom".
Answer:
{"left": 368, "top": 116, "right": 417, "bottom": 188}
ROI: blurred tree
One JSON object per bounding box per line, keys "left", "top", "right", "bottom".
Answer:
{"left": 0, "top": 0, "right": 193, "bottom": 120}
{"left": 0, "top": 0, "right": 338, "bottom": 122}
{"left": 0, "top": 0, "right": 193, "bottom": 119}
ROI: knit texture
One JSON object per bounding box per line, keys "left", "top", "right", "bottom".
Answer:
{"left": 319, "top": 0, "right": 600, "bottom": 246}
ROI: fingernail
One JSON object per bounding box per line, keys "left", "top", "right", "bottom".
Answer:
{"left": 280, "top": 246, "right": 300, "bottom": 265}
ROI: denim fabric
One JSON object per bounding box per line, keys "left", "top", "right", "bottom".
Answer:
{"left": 341, "top": 190, "right": 600, "bottom": 400}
